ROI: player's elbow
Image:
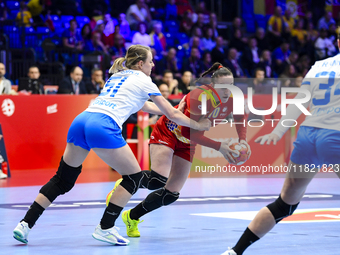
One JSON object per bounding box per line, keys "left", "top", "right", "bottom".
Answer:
{"left": 165, "top": 108, "right": 178, "bottom": 121}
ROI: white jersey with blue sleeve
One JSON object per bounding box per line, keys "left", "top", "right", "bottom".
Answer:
{"left": 86, "top": 70, "right": 161, "bottom": 129}
{"left": 301, "top": 54, "right": 340, "bottom": 131}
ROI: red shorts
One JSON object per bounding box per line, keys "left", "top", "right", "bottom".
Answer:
{"left": 149, "top": 119, "right": 196, "bottom": 162}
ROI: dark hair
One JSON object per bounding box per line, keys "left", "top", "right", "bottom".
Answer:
{"left": 28, "top": 65, "right": 39, "bottom": 72}
{"left": 254, "top": 67, "right": 265, "bottom": 75}
{"left": 69, "top": 19, "right": 77, "bottom": 25}
{"left": 199, "top": 62, "right": 233, "bottom": 83}
{"left": 91, "top": 68, "right": 102, "bottom": 74}
{"left": 70, "top": 66, "right": 81, "bottom": 73}
{"left": 81, "top": 23, "right": 92, "bottom": 40}
{"left": 163, "top": 69, "right": 173, "bottom": 76}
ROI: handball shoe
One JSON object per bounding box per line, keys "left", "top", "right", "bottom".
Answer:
{"left": 92, "top": 224, "right": 130, "bottom": 246}
{"left": 106, "top": 178, "right": 123, "bottom": 206}
{"left": 13, "top": 221, "right": 31, "bottom": 244}
{"left": 221, "top": 248, "right": 237, "bottom": 255}
{"left": 122, "top": 209, "right": 143, "bottom": 237}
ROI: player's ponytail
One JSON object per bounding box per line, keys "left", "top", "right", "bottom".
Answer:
{"left": 196, "top": 62, "right": 233, "bottom": 84}
{"left": 109, "top": 44, "right": 151, "bottom": 74}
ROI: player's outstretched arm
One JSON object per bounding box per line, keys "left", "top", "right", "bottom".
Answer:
{"left": 141, "top": 101, "right": 163, "bottom": 115}
{"left": 150, "top": 95, "right": 211, "bottom": 131}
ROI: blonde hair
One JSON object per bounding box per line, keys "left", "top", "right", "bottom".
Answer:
{"left": 109, "top": 45, "right": 151, "bottom": 74}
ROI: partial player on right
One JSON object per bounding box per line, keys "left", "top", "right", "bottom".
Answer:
{"left": 221, "top": 34, "right": 340, "bottom": 255}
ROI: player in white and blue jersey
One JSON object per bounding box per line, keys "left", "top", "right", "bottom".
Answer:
{"left": 221, "top": 42, "right": 340, "bottom": 255}
{"left": 13, "top": 45, "right": 211, "bottom": 246}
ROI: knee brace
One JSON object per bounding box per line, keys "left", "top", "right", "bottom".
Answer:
{"left": 40, "top": 157, "right": 82, "bottom": 202}
{"left": 120, "top": 171, "right": 144, "bottom": 195}
{"left": 146, "top": 170, "right": 168, "bottom": 190}
{"left": 267, "top": 195, "right": 299, "bottom": 223}
{"left": 143, "top": 187, "right": 179, "bottom": 211}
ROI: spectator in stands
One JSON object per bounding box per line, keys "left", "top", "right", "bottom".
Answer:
{"left": 16, "top": 1, "right": 33, "bottom": 27}
{"left": 85, "top": 68, "right": 105, "bottom": 94}
{"left": 180, "top": 10, "right": 194, "bottom": 35}
{"left": 156, "top": 48, "right": 179, "bottom": 77}
{"left": 110, "top": 33, "right": 127, "bottom": 58}
{"left": 248, "top": 68, "right": 266, "bottom": 94}
{"left": 227, "top": 17, "right": 245, "bottom": 41}
{"left": 229, "top": 28, "right": 247, "bottom": 53}
{"left": 255, "top": 27, "right": 270, "bottom": 52}
{"left": 256, "top": 50, "right": 273, "bottom": 78}
{"left": 103, "top": 13, "right": 117, "bottom": 38}
{"left": 177, "top": 70, "right": 192, "bottom": 95}
{"left": 81, "top": 23, "right": 92, "bottom": 44}
{"left": 328, "top": 23, "right": 337, "bottom": 45}
{"left": 306, "top": 21, "right": 318, "bottom": 42}
{"left": 295, "top": 55, "right": 311, "bottom": 77}
{"left": 209, "top": 13, "right": 219, "bottom": 38}
{"left": 132, "top": 22, "right": 151, "bottom": 46}
{"left": 283, "top": 8, "right": 295, "bottom": 32}
{"left": 58, "top": 66, "right": 88, "bottom": 94}
{"left": 181, "top": 47, "right": 205, "bottom": 77}
{"left": 303, "top": 10, "right": 313, "bottom": 30}
{"left": 84, "top": 32, "right": 108, "bottom": 54}
{"left": 149, "top": 21, "right": 166, "bottom": 58}
{"left": 0, "top": 63, "right": 11, "bottom": 95}
{"left": 279, "top": 50, "right": 298, "bottom": 76}
{"left": 194, "top": 1, "right": 210, "bottom": 24}
{"left": 0, "top": 1, "right": 8, "bottom": 21}
{"left": 192, "top": 13, "right": 205, "bottom": 32}
{"left": 20, "top": 66, "right": 44, "bottom": 94}
{"left": 202, "top": 52, "right": 212, "bottom": 71}
{"left": 291, "top": 18, "right": 307, "bottom": 46}
{"left": 279, "top": 64, "right": 296, "bottom": 87}
{"left": 211, "top": 36, "right": 228, "bottom": 64}
{"left": 314, "top": 28, "right": 336, "bottom": 60}
{"left": 165, "top": 0, "right": 177, "bottom": 21}
{"left": 224, "top": 48, "right": 245, "bottom": 78}
{"left": 82, "top": 0, "right": 108, "bottom": 18}
{"left": 242, "top": 37, "right": 261, "bottom": 77}
{"left": 26, "top": 0, "right": 45, "bottom": 26}
{"left": 126, "top": 0, "right": 152, "bottom": 30}
{"left": 317, "top": 11, "right": 335, "bottom": 30}
{"left": 201, "top": 26, "right": 216, "bottom": 51}
{"left": 272, "top": 40, "right": 290, "bottom": 76}
{"left": 293, "top": 74, "right": 303, "bottom": 87}
{"left": 159, "top": 70, "right": 179, "bottom": 95}
{"left": 93, "top": 20, "right": 114, "bottom": 48}
{"left": 158, "top": 83, "right": 176, "bottom": 106}
{"left": 267, "top": 6, "right": 287, "bottom": 49}
{"left": 117, "top": 13, "right": 131, "bottom": 41}
{"left": 62, "top": 19, "right": 83, "bottom": 51}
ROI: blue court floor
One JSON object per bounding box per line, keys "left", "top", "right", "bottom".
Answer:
{"left": 1, "top": 177, "right": 340, "bottom": 255}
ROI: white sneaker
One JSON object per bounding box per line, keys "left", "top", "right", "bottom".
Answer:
{"left": 13, "top": 221, "right": 31, "bottom": 244}
{"left": 92, "top": 224, "right": 130, "bottom": 246}
{"left": 0, "top": 170, "right": 7, "bottom": 179}
{"left": 221, "top": 248, "right": 237, "bottom": 255}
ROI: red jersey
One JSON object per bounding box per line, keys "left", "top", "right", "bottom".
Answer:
{"left": 159, "top": 84, "right": 247, "bottom": 151}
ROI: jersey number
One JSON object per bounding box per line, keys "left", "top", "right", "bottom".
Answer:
{"left": 313, "top": 71, "right": 340, "bottom": 105}
{"left": 208, "top": 107, "right": 220, "bottom": 118}
{"left": 99, "top": 77, "right": 127, "bottom": 97}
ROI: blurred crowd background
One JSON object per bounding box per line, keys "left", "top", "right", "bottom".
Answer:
{"left": 0, "top": 0, "right": 339, "bottom": 96}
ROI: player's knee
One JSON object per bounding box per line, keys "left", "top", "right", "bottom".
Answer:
{"left": 147, "top": 170, "right": 168, "bottom": 190}
{"left": 40, "top": 157, "right": 82, "bottom": 202}
{"left": 267, "top": 195, "right": 299, "bottom": 223}
{"left": 147, "top": 187, "right": 179, "bottom": 206}
{"left": 120, "top": 171, "right": 144, "bottom": 195}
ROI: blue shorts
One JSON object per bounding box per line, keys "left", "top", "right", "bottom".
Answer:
{"left": 290, "top": 126, "right": 340, "bottom": 166}
{"left": 67, "top": 111, "right": 127, "bottom": 151}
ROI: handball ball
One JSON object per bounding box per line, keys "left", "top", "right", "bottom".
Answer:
{"left": 229, "top": 142, "right": 249, "bottom": 165}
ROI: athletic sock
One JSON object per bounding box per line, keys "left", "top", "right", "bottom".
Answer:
{"left": 100, "top": 202, "right": 123, "bottom": 230}
{"left": 22, "top": 201, "right": 45, "bottom": 228}
{"left": 232, "top": 227, "right": 260, "bottom": 255}
{"left": 129, "top": 202, "right": 147, "bottom": 220}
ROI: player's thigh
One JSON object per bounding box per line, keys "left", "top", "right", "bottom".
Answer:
{"left": 316, "top": 128, "right": 340, "bottom": 168}
{"left": 165, "top": 155, "right": 192, "bottom": 193}
{"left": 149, "top": 143, "right": 174, "bottom": 178}
{"left": 63, "top": 143, "right": 90, "bottom": 167}
{"left": 93, "top": 145, "right": 141, "bottom": 175}
{"left": 281, "top": 160, "right": 318, "bottom": 204}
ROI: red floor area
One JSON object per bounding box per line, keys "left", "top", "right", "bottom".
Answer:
{"left": 0, "top": 167, "right": 121, "bottom": 187}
